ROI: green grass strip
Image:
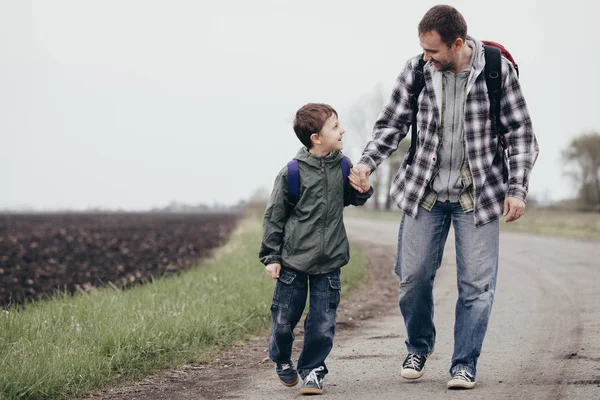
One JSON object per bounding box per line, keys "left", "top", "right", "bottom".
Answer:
{"left": 0, "top": 216, "right": 366, "bottom": 399}
{"left": 345, "top": 207, "right": 600, "bottom": 239}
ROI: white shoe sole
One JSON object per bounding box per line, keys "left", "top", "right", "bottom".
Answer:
{"left": 447, "top": 378, "right": 476, "bottom": 389}
{"left": 401, "top": 368, "right": 425, "bottom": 379}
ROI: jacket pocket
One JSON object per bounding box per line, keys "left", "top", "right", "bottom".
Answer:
{"left": 272, "top": 269, "right": 297, "bottom": 309}
{"left": 326, "top": 275, "right": 342, "bottom": 312}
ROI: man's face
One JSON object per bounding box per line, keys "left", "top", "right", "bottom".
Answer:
{"left": 419, "top": 30, "right": 460, "bottom": 71}
{"left": 316, "top": 113, "right": 344, "bottom": 152}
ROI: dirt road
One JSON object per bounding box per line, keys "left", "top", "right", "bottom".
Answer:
{"left": 89, "top": 217, "right": 600, "bottom": 400}
{"left": 228, "top": 217, "right": 600, "bottom": 400}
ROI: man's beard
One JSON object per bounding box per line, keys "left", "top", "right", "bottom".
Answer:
{"left": 438, "top": 59, "right": 456, "bottom": 72}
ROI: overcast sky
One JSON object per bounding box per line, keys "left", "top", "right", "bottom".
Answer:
{"left": 1, "top": 0, "right": 598, "bottom": 210}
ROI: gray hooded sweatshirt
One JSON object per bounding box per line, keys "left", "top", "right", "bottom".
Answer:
{"left": 431, "top": 39, "right": 478, "bottom": 202}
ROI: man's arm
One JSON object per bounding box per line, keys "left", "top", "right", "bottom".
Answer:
{"left": 499, "top": 59, "right": 539, "bottom": 203}
{"left": 358, "top": 58, "right": 418, "bottom": 173}
{"left": 498, "top": 59, "right": 539, "bottom": 222}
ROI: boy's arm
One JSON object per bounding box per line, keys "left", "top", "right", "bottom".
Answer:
{"left": 344, "top": 159, "right": 374, "bottom": 207}
{"left": 259, "top": 168, "right": 291, "bottom": 266}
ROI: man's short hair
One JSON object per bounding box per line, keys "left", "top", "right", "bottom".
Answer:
{"left": 293, "top": 103, "right": 337, "bottom": 148}
{"left": 418, "top": 5, "right": 467, "bottom": 46}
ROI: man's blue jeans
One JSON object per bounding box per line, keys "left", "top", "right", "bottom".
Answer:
{"left": 269, "top": 267, "right": 341, "bottom": 378}
{"left": 395, "top": 201, "right": 499, "bottom": 378}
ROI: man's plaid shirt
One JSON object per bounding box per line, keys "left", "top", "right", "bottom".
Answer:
{"left": 359, "top": 37, "right": 539, "bottom": 227}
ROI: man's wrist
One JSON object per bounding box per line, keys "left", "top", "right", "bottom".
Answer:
{"left": 357, "top": 158, "right": 376, "bottom": 173}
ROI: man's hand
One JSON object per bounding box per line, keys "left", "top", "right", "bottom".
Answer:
{"left": 503, "top": 197, "right": 526, "bottom": 223}
{"left": 349, "top": 163, "right": 372, "bottom": 193}
{"left": 265, "top": 263, "right": 281, "bottom": 279}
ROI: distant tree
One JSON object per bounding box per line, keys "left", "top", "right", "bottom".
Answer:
{"left": 248, "top": 186, "right": 270, "bottom": 205}
{"left": 562, "top": 132, "right": 600, "bottom": 210}
{"left": 345, "top": 83, "right": 409, "bottom": 210}
{"left": 245, "top": 186, "right": 270, "bottom": 214}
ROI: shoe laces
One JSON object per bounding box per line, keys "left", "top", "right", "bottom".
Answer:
{"left": 278, "top": 359, "right": 294, "bottom": 371}
{"left": 304, "top": 366, "right": 325, "bottom": 387}
{"left": 404, "top": 354, "right": 424, "bottom": 369}
{"left": 453, "top": 369, "right": 474, "bottom": 382}
{"left": 279, "top": 363, "right": 292, "bottom": 371}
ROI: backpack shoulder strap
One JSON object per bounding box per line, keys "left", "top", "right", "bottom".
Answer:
{"left": 407, "top": 56, "right": 426, "bottom": 165}
{"left": 484, "top": 44, "right": 510, "bottom": 183}
{"left": 484, "top": 44, "right": 505, "bottom": 140}
{"left": 484, "top": 44, "right": 502, "bottom": 102}
{"left": 340, "top": 156, "right": 350, "bottom": 186}
{"left": 286, "top": 159, "right": 300, "bottom": 207}
{"left": 412, "top": 56, "right": 427, "bottom": 95}
{"left": 287, "top": 157, "right": 350, "bottom": 210}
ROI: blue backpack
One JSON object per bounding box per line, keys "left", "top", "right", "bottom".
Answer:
{"left": 286, "top": 157, "right": 351, "bottom": 209}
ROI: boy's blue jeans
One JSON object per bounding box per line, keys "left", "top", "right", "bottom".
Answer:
{"left": 269, "top": 267, "right": 341, "bottom": 379}
{"left": 395, "top": 201, "right": 499, "bottom": 378}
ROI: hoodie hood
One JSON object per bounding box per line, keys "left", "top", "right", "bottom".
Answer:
{"left": 294, "top": 147, "right": 343, "bottom": 168}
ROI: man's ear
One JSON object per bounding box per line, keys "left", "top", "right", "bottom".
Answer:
{"left": 452, "top": 37, "right": 464, "bottom": 50}
{"left": 310, "top": 133, "right": 321, "bottom": 145}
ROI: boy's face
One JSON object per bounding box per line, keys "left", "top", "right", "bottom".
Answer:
{"left": 314, "top": 114, "right": 344, "bottom": 152}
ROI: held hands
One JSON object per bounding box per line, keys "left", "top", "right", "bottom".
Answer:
{"left": 265, "top": 263, "right": 281, "bottom": 279}
{"left": 349, "top": 163, "right": 372, "bottom": 193}
{"left": 503, "top": 197, "right": 526, "bottom": 223}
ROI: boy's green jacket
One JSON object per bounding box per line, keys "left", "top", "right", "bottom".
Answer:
{"left": 259, "top": 147, "right": 373, "bottom": 274}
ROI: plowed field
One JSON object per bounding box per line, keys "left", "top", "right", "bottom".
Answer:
{"left": 0, "top": 212, "right": 240, "bottom": 306}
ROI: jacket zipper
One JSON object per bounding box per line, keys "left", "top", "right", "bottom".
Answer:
{"left": 320, "top": 159, "right": 327, "bottom": 265}
{"left": 446, "top": 74, "right": 457, "bottom": 200}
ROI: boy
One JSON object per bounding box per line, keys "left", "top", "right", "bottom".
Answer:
{"left": 259, "top": 103, "right": 373, "bottom": 395}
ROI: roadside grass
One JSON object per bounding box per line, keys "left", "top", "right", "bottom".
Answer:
{"left": 497, "top": 207, "right": 600, "bottom": 239}
{"left": 0, "top": 216, "right": 366, "bottom": 400}
{"left": 345, "top": 207, "right": 600, "bottom": 240}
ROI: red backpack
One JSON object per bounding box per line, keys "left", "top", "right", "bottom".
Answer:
{"left": 482, "top": 40, "right": 519, "bottom": 77}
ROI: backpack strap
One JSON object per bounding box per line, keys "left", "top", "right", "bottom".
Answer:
{"left": 407, "top": 56, "right": 426, "bottom": 165}
{"left": 482, "top": 40, "right": 519, "bottom": 78}
{"left": 340, "top": 156, "right": 350, "bottom": 186}
{"left": 484, "top": 44, "right": 509, "bottom": 183}
{"left": 287, "top": 157, "right": 350, "bottom": 211}
{"left": 484, "top": 45, "right": 502, "bottom": 138}
{"left": 286, "top": 159, "right": 300, "bottom": 208}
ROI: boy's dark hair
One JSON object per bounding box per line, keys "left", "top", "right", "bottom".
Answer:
{"left": 293, "top": 103, "right": 337, "bottom": 148}
{"left": 418, "top": 5, "right": 467, "bottom": 47}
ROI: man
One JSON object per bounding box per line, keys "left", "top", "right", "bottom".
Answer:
{"left": 349, "top": 4, "right": 539, "bottom": 390}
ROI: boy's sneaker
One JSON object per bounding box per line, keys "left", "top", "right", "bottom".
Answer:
{"left": 401, "top": 353, "right": 428, "bottom": 379}
{"left": 447, "top": 369, "right": 476, "bottom": 389}
{"left": 299, "top": 366, "right": 325, "bottom": 395}
{"left": 275, "top": 360, "right": 299, "bottom": 387}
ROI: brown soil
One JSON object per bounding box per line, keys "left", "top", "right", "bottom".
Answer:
{"left": 85, "top": 243, "right": 398, "bottom": 400}
{"left": 0, "top": 212, "right": 239, "bottom": 306}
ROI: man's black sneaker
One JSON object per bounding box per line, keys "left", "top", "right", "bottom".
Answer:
{"left": 275, "top": 360, "right": 299, "bottom": 387}
{"left": 447, "top": 369, "right": 476, "bottom": 389}
{"left": 299, "top": 366, "right": 325, "bottom": 395}
{"left": 401, "top": 353, "right": 428, "bottom": 379}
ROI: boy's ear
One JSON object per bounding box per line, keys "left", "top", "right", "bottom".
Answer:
{"left": 310, "top": 133, "right": 321, "bottom": 145}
